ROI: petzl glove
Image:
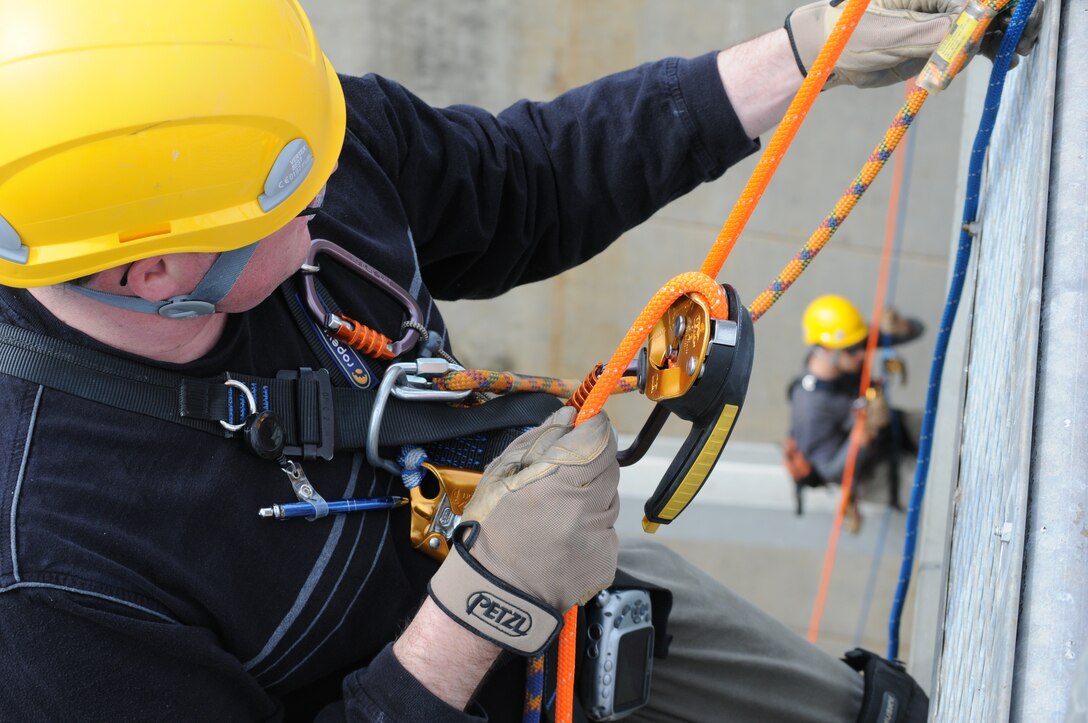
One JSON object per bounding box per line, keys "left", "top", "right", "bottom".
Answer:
{"left": 428, "top": 406, "right": 620, "bottom": 655}
{"left": 785, "top": 0, "right": 1044, "bottom": 90}
{"left": 862, "top": 389, "right": 891, "bottom": 441}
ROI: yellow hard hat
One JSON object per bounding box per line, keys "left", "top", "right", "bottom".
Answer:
{"left": 0, "top": 0, "right": 346, "bottom": 288}
{"left": 802, "top": 294, "right": 869, "bottom": 349}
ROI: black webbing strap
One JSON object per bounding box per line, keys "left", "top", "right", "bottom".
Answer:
{"left": 0, "top": 322, "right": 561, "bottom": 457}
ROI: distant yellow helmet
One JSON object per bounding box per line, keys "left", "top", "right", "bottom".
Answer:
{"left": 0, "top": 0, "right": 346, "bottom": 287}
{"left": 802, "top": 294, "right": 868, "bottom": 349}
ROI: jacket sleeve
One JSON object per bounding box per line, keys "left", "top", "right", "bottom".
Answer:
{"left": 338, "top": 52, "right": 759, "bottom": 301}
{"left": 318, "top": 645, "right": 488, "bottom": 723}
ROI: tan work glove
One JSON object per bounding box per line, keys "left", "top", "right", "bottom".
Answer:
{"left": 861, "top": 388, "right": 891, "bottom": 442}
{"left": 428, "top": 406, "right": 619, "bottom": 655}
{"left": 785, "top": 0, "right": 1045, "bottom": 90}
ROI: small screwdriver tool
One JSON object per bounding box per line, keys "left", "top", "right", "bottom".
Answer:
{"left": 259, "top": 496, "right": 408, "bottom": 520}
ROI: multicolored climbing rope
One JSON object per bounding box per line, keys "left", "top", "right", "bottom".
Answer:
{"left": 747, "top": 86, "right": 928, "bottom": 322}
{"left": 522, "top": 654, "right": 545, "bottom": 720}
{"left": 435, "top": 368, "right": 638, "bottom": 398}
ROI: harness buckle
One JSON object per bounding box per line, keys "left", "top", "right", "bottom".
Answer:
{"left": 276, "top": 367, "right": 335, "bottom": 461}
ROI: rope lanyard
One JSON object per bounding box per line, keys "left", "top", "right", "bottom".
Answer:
{"left": 887, "top": 0, "right": 1038, "bottom": 661}
{"left": 435, "top": 368, "right": 639, "bottom": 398}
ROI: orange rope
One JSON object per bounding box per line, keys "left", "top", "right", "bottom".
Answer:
{"left": 554, "top": 4, "right": 873, "bottom": 720}
{"left": 806, "top": 421, "right": 869, "bottom": 641}
{"left": 700, "top": 0, "right": 872, "bottom": 280}
{"left": 554, "top": 606, "right": 580, "bottom": 720}
{"left": 806, "top": 79, "right": 916, "bottom": 643}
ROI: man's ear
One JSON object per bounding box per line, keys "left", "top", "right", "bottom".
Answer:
{"left": 122, "top": 256, "right": 190, "bottom": 302}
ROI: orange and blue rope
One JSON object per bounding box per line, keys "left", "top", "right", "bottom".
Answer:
{"left": 806, "top": 78, "right": 919, "bottom": 643}
{"left": 522, "top": 654, "right": 545, "bottom": 720}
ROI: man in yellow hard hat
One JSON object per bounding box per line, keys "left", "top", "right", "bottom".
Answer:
{"left": 0, "top": 1, "right": 1038, "bottom": 720}
{"left": 786, "top": 294, "right": 925, "bottom": 523}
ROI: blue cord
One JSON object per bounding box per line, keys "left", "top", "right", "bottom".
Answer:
{"left": 886, "top": 0, "right": 1038, "bottom": 660}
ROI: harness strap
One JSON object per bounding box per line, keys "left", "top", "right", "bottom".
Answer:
{"left": 0, "top": 322, "right": 560, "bottom": 459}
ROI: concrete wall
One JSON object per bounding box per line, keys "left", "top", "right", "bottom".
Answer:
{"left": 302, "top": 0, "right": 964, "bottom": 443}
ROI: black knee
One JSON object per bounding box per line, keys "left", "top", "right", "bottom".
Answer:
{"left": 843, "top": 648, "right": 929, "bottom": 723}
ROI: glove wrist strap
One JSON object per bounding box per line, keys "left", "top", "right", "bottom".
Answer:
{"left": 784, "top": 10, "right": 810, "bottom": 77}
{"left": 428, "top": 535, "right": 563, "bottom": 656}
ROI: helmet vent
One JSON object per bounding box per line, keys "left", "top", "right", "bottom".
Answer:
{"left": 0, "top": 216, "right": 28, "bottom": 265}
{"left": 258, "top": 139, "right": 315, "bottom": 212}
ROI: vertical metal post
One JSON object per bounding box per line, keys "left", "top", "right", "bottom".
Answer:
{"left": 1011, "top": 1, "right": 1088, "bottom": 719}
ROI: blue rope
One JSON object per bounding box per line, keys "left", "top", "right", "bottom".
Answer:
{"left": 887, "top": 0, "right": 1038, "bottom": 660}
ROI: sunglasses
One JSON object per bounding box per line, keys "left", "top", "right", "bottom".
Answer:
{"left": 296, "top": 184, "right": 327, "bottom": 218}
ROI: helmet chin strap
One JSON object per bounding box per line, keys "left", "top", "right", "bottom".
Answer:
{"left": 61, "top": 243, "right": 259, "bottom": 319}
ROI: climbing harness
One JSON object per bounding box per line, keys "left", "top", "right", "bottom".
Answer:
{"left": 784, "top": 436, "right": 825, "bottom": 515}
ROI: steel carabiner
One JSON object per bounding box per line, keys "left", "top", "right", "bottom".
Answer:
{"left": 302, "top": 238, "right": 426, "bottom": 360}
